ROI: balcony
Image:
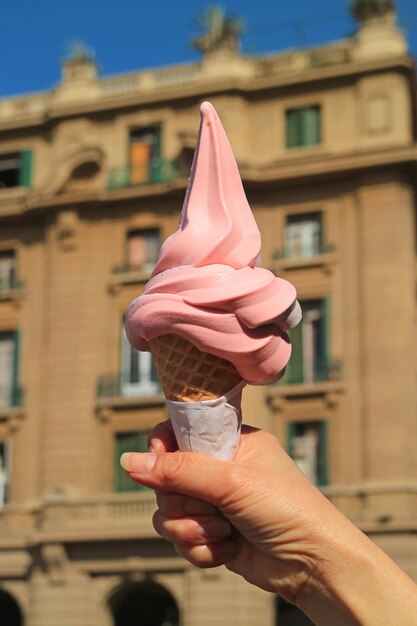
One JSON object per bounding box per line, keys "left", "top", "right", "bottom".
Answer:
{"left": 0, "top": 385, "right": 24, "bottom": 411}
{"left": 0, "top": 276, "right": 24, "bottom": 300}
{"left": 108, "top": 159, "right": 177, "bottom": 190}
{"left": 272, "top": 243, "right": 336, "bottom": 269}
{"left": 284, "top": 358, "right": 342, "bottom": 386}
{"left": 38, "top": 491, "right": 157, "bottom": 540}
{"left": 96, "top": 373, "right": 164, "bottom": 410}
{"left": 108, "top": 263, "right": 155, "bottom": 291}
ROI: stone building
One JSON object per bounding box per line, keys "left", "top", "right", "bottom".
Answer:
{"left": 0, "top": 2, "right": 416, "bottom": 625}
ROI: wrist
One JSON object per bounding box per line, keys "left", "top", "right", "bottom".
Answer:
{"left": 294, "top": 515, "right": 417, "bottom": 626}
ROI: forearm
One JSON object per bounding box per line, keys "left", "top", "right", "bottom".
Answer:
{"left": 296, "top": 517, "right": 417, "bottom": 625}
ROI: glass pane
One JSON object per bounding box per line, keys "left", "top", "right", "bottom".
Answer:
{"left": 301, "top": 301, "right": 323, "bottom": 383}
{"left": 0, "top": 333, "right": 15, "bottom": 408}
{"left": 288, "top": 422, "right": 327, "bottom": 486}
{"left": 0, "top": 251, "right": 16, "bottom": 290}
{"left": 285, "top": 213, "right": 322, "bottom": 258}
{"left": 126, "top": 229, "right": 160, "bottom": 270}
{"left": 302, "top": 106, "right": 321, "bottom": 146}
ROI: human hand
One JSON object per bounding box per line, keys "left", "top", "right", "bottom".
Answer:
{"left": 120, "top": 421, "right": 350, "bottom": 603}
{"left": 121, "top": 423, "right": 417, "bottom": 625}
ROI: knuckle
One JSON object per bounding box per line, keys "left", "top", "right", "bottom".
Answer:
{"left": 155, "top": 452, "right": 186, "bottom": 487}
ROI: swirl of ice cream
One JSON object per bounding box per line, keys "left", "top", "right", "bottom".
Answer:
{"left": 126, "top": 102, "right": 301, "bottom": 385}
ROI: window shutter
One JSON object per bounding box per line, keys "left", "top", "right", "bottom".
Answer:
{"left": 303, "top": 107, "right": 321, "bottom": 147}
{"left": 322, "top": 298, "right": 330, "bottom": 380}
{"left": 12, "top": 330, "right": 20, "bottom": 406}
{"left": 318, "top": 421, "right": 329, "bottom": 486}
{"left": 285, "top": 110, "right": 299, "bottom": 148}
{"left": 287, "top": 320, "right": 303, "bottom": 384}
{"left": 19, "top": 150, "right": 33, "bottom": 188}
{"left": 287, "top": 422, "right": 297, "bottom": 459}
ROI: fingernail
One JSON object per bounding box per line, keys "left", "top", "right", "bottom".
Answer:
{"left": 121, "top": 452, "right": 157, "bottom": 474}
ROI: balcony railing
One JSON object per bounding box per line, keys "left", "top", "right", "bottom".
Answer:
{"left": 0, "top": 275, "right": 24, "bottom": 295}
{"left": 284, "top": 359, "right": 342, "bottom": 386}
{"left": 38, "top": 491, "right": 157, "bottom": 535}
{"left": 0, "top": 385, "right": 24, "bottom": 409}
{"left": 111, "top": 262, "right": 155, "bottom": 275}
{"left": 108, "top": 159, "right": 177, "bottom": 190}
{"left": 272, "top": 243, "right": 335, "bottom": 261}
{"left": 97, "top": 374, "right": 160, "bottom": 400}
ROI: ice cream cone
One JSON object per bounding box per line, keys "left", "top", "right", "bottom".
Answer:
{"left": 150, "top": 334, "right": 242, "bottom": 402}
{"left": 150, "top": 334, "right": 244, "bottom": 460}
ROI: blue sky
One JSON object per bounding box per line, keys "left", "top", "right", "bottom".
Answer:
{"left": 0, "top": 0, "right": 416, "bottom": 98}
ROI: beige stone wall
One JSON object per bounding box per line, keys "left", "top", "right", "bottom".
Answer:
{"left": 0, "top": 19, "right": 415, "bottom": 624}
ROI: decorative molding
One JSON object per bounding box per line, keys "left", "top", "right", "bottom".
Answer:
{"left": 41, "top": 542, "right": 68, "bottom": 585}
{"left": 55, "top": 210, "right": 80, "bottom": 251}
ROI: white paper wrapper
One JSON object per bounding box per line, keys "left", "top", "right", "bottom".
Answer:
{"left": 167, "top": 381, "right": 246, "bottom": 461}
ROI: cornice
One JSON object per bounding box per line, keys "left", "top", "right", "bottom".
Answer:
{"left": 1, "top": 143, "right": 416, "bottom": 220}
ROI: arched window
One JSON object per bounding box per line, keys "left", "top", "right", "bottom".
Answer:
{"left": 110, "top": 580, "right": 179, "bottom": 626}
{"left": 0, "top": 588, "right": 23, "bottom": 626}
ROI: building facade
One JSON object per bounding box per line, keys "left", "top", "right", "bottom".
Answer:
{"left": 0, "top": 5, "right": 416, "bottom": 625}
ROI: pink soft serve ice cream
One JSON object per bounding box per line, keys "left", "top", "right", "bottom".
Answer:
{"left": 126, "top": 101, "right": 301, "bottom": 385}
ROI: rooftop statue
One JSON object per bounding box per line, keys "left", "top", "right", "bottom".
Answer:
{"left": 192, "top": 6, "right": 244, "bottom": 55}
{"left": 351, "top": 0, "right": 395, "bottom": 21}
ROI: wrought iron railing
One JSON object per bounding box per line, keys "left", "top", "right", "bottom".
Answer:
{"left": 284, "top": 359, "right": 342, "bottom": 385}
{"left": 111, "top": 262, "right": 155, "bottom": 275}
{"left": 97, "top": 374, "right": 160, "bottom": 399}
{"left": 272, "top": 243, "right": 335, "bottom": 261}
{"left": 0, "top": 385, "right": 24, "bottom": 409}
{"left": 108, "top": 158, "right": 177, "bottom": 190}
{"left": 0, "top": 276, "right": 24, "bottom": 294}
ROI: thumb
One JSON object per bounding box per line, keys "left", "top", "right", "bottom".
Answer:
{"left": 120, "top": 451, "right": 238, "bottom": 507}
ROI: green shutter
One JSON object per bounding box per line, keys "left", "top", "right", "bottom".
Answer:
{"left": 12, "top": 330, "right": 20, "bottom": 406}
{"left": 318, "top": 421, "right": 329, "bottom": 486}
{"left": 322, "top": 298, "right": 330, "bottom": 380}
{"left": 285, "top": 110, "right": 300, "bottom": 149}
{"left": 286, "top": 319, "right": 303, "bottom": 384}
{"left": 302, "top": 107, "right": 321, "bottom": 147}
{"left": 287, "top": 422, "right": 297, "bottom": 459}
{"left": 19, "top": 150, "right": 33, "bottom": 188}
{"left": 114, "top": 431, "right": 150, "bottom": 492}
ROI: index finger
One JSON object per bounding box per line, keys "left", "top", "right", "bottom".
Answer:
{"left": 148, "top": 419, "right": 178, "bottom": 453}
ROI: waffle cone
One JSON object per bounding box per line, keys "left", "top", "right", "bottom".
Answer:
{"left": 149, "top": 334, "right": 242, "bottom": 402}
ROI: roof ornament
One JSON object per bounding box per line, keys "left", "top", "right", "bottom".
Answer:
{"left": 192, "top": 6, "right": 244, "bottom": 56}
{"left": 351, "top": 0, "right": 395, "bottom": 22}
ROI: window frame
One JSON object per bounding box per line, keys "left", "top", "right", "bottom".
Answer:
{"left": 287, "top": 420, "right": 328, "bottom": 486}
{"left": 285, "top": 105, "right": 322, "bottom": 149}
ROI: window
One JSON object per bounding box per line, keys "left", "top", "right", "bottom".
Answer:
{"left": 285, "top": 213, "right": 322, "bottom": 259}
{"left": 286, "top": 299, "right": 329, "bottom": 384}
{"left": 0, "top": 251, "right": 16, "bottom": 292}
{"left": 120, "top": 320, "right": 159, "bottom": 396}
{"left": 126, "top": 229, "right": 160, "bottom": 273}
{"left": 285, "top": 106, "right": 321, "bottom": 149}
{"left": 114, "top": 431, "right": 150, "bottom": 492}
{"left": 288, "top": 421, "right": 328, "bottom": 486}
{"left": 0, "top": 442, "right": 11, "bottom": 507}
{"left": 0, "top": 332, "right": 19, "bottom": 408}
{"left": 0, "top": 151, "right": 32, "bottom": 188}
{"left": 129, "top": 127, "right": 161, "bottom": 184}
